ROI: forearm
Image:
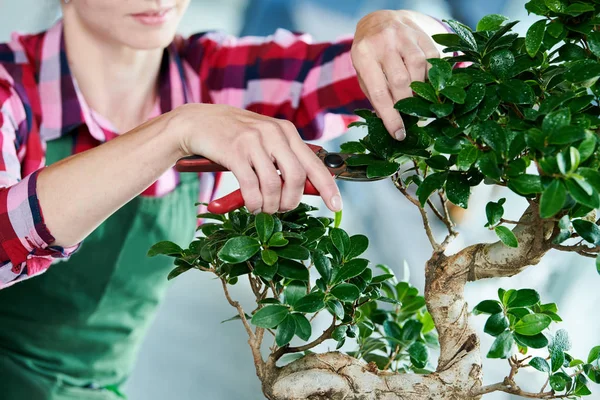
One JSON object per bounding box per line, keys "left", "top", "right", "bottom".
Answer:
{"left": 37, "top": 110, "right": 185, "bottom": 247}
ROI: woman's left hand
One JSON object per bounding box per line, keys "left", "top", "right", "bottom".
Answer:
{"left": 352, "top": 10, "right": 447, "bottom": 140}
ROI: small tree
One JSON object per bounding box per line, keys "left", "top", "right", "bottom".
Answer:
{"left": 149, "top": 1, "right": 600, "bottom": 398}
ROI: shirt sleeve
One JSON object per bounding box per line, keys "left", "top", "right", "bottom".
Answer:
{"left": 182, "top": 30, "right": 371, "bottom": 141}
{"left": 0, "top": 74, "right": 79, "bottom": 290}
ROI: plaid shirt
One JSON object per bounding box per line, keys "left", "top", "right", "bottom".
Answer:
{"left": 0, "top": 21, "right": 368, "bottom": 288}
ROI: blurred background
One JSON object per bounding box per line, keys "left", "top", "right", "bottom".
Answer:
{"left": 0, "top": 0, "right": 598, "bottom": 399}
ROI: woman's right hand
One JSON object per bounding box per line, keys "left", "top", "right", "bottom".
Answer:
{"left": 173, "top": 104, "right": 342, "bottom": 214}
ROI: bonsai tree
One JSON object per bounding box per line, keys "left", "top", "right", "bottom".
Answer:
{"left": 149, "top": 0, "right": 600, "bottom": 398}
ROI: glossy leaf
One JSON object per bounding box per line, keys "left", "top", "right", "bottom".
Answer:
{"left": 417, "top": 172, "right": 448, "bottom": 206}
{"left": 495, "top": 226, "right": 518, "bottom": 248}
{"left": 539, "top": 180, "right": 566, "bottom": 218}
{"left": 526, "top": 20, "right": 546, "bottom": 57}
{"left": 488, "top": 331, "right": 514, "bottom": 359}
{"left": 473, "top": 300, "right": 503, "bottom": 315}
{"left": 255, "top": 213, "right": 274, "bottom": 244}
{"left": 514, "top": 313, "right": 552, "bottom": 336}
{"left": 408, "top": 342, "right": 429, "bottom": 369}
{"left": 485, "top": 312, "right": 509, "bottom": 336}
{"left": 573, "top": 219, "right": 600, "bottom": 245}
{"left": 275, "top": 315, "right": 296, "bottom": 347}
{"left": 530, "top": 357, "right": 551, "bottom": 372}
{"left": 292, "top": 313, "right": 312, "bottom": 341}
{"left": 293, "top": 292, "right": 326, "bottom": 313}
{"left": 218, "top": 236, "right": 261, "bottom": 264}
{"left": 148, "top": 241, "right": 183, "bottom": 257}
{"left": 477, "top": 14, "right": 509, "bottom": 31}
{"left": 251, "top": 305, "right": 290, "bottom": 328}
{"left": 331, "top": 283, "right": 361, "bottom": 303}
{"left": 445, "top": 172, "right": 471, "bottom": 208}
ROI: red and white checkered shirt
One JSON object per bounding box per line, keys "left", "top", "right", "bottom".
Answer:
{"left": 0, "top": 21, "right": 369, "bottom": 288}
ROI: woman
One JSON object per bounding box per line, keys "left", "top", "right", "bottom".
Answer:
{"left": 0, "top": 1, "right": 446, "bottom": 398}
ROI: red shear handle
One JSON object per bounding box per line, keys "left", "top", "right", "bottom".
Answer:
{"left": 208, "top": 179, "right": 320, "bottom": 214}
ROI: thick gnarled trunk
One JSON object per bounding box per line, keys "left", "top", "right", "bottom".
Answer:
{"left": 256, "top": 205, "right": 554, "bottom": 400}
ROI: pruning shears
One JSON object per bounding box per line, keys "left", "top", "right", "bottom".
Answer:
{"left": 175, "top": 144, "right": 390, "bottom": 214}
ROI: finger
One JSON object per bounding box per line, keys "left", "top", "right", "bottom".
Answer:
{"left": 250, "top": 146, "right": 282, "bottom": 214}
{"left": 288, "top": 138, "right": 342, "bottom": 212}
{"left": 381, "top": 53, "right": 413, "bottom": 104}
{"left": 270, "top": 123, "right": 307, "bottom": 211}
{"left": 418, "top": 34, "right": 441, "bottom": 74}
{"left": 399, "top": 39, "right": 428, "bottom": 83}
{"left": 354, "top": 56, "right": 405, "bottom": 140}
{"left": 230, "top": 160, "right": 263, "bottom": 214}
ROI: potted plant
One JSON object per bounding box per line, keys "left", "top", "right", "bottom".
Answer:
{"left": 149, "top": 0, "right": 600, "bottom": 398}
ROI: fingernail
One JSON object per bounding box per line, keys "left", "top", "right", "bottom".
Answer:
{"left": 331, "top": 195, "right": 343, "bottom": 212}
{"left": 253, "top": 208, "right": 262, "bottom": 215}
{"left": 394, "top": 128, "right": 406, "bottom": 141}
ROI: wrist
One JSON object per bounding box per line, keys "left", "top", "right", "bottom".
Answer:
{"left": 165, "top": 104, "right": 197, "bottom": 158}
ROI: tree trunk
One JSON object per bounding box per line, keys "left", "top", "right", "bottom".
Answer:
{"left": 257, "top": 205, "right": 553, "bottom": 400}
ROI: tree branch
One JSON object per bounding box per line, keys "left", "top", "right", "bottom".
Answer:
{"left": 271, "top": 318, "right": 336, "bottom": 361}
{"left": 393, "top": 174, "right": 440, "bottom": 251}
{"left": 221, "top": 277, "right": 256, "bottom": 341}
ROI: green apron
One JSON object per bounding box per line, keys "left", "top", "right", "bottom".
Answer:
{"left": 0, "top": 133, "right": 200, "bottom": 399}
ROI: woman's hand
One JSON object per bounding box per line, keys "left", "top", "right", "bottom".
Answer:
{"left": 352, "top": 10, "right": 447, "bottom": 140}
{"left": 175, "top": 104, "right": 341, "bottom": 214}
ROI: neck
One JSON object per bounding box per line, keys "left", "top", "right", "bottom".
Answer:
{"left": 62, "top": 15, "right": 164, "bottom": 133}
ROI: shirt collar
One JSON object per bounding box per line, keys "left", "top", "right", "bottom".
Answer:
{"left": 39, "top": 20, "right": 189, "bottom": 142}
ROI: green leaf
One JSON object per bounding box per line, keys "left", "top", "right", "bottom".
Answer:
{"left": 218, "top": 236, "right": 261, "bottom": 264}
{"left": 411, "top": 81, "right": 438, "bottom": 103}
{"left": 446, "top": 19, "right": 478, "bottom": 50}
{"left": 460, "top": 83, "right": 486, "bottom": 114}
{"left": 565, "top": 178, "right": 599, "bottom": 210}
{"left": 312, "top": 250, "right": 332, "bottom": 282}
{"left": 255, "top": 213, "right": 274, "bottom": 244}
{"left": 514, "top": 332, "right": 549, "bottom": 349}
{"left": 488, "top": 331, "right": 514, "bottom": 359}
{"left": 340, "top": 141, "right": 366, "bottom": 154}
{"left": 548, "top": 126, "right": 586, "bottom": 145}
{"left": 275, "top": 245, "right": 310, "bottom": 261}
{"left": 254, "top": 260, "right": 278, "bottom": 280}
{"left": 478, "top": 152, "right": 502, "bottom": 180}
{"left": 440, "top": 86, "right": 467, "bottom": 104}
{"left": 333, "top": 258, "right": 369, "bottom": 283}
{"left": 540, "top": 180, "right": 566, "bottom": 218}
{"left": 394, "top": 97, "right": 435, "bottom": 117}
{"left": 262, "top": 249, "right": 278, "bottom": 266}
{"left": 588, "top": 32, "right": 600, "bottom": 58}
{"left": 542, "top": 108, "right": 571, "bottom": 134}
{"left": 445, "top": 172, "right": 471, "bottom": 209}
{"left": 269, "top": 232, "right": 289, "bottom": 247}
{"left": 587, "top": 346, "right": 600, "bottom": 364}
{"left": 550, "top": 330, "right": 571, "bottom": 355}
{"left": 293, "top": 292, "right": 326, "bottom": 313}
{"left": 292, "top": 313, "right": 312, "bottom": 341}
{"left": 473, "top": 300, "right": 503, "bottom": 315}
{"left": 477, "top": 121, "right": 508, "bottom": 155}
{"left": 426, "top": 155, "right": 448, "bottom": 170}
{"left": 408, "top": 342, "right": 429, "bottom": 369}
{"left": 477, "top": 14, "right": 509, "bottom": 31}
{"left": 366, "top": 161, "right": 400, "bottom": 179}
{"left": 490, "top": 49, "right": 515, "bottom": 79}
{"left": 431, "top": 33, "right": 461, "bottom": 47}
{"left": 331, "top": 283, "right": 361, "bottom": 303}
{"left": 428, "top": 59, "right": 453, "bottom": 91}
{"left": 330, "top": 228, "right": 350, "bottom": 256}
{"left": 148, "top": 241, "right": 183, "bottom": 257}
{"left": 495, "top": 226, "right": 518, "bottom": 248}
{"left": 417, "top": 172, "right": 448, "bottom": 206}
{"left": 429, "top": 103, "right": 454, "bottom": 118}
{"left": 572, "top": 219, "right": 600, "bottom": 245}
{"left": 550, "top": 373, "right": 567, "bottom": 392}
{"left": 347, "top": 235, "right": 369, "bottom": 260}
{"left": 526, "top": 20, "right": 546, "bottom": 57}
{"left": 514, "top": 313, "right": 552, "bottom": 336}
{"left": 334, "top": 210, "right": 342, "bottom": 229}
{"left": 167, "top": 265, "right": 191, "bottom": 280}
{"left": 564, "top": 61, "right": 600, "bottom": 84}
{"left": 275, "top": 315, "right": 297, "bottom": 346}
{"left": 498, "top": 80, "right": 535, "bottom": 104}
{"left": 530, "top": 357, "right": 551, "bottom": 372}
{"left": 383, "top": 320, "right": 403, "bottom": 342}
{"left": 485, "top": 312, "right": 509, "bottom": 336}
{"left": 565, "top": 2, "right": 595, "bottom": 16}
{"left": 457, "top": 145, "right": 479, "bottom": 171}
{"left": 251, "top": 305, "right": 290, "bottom": 328}
{"left": 326, "top": 299, "right": 344, "bottom": 320}
{"left": 509, "top": 289, "right": 540, "bottom": 308}
{"left": 284, "top": 281, "right": 307, "bottom": 307}
{"left": 278, "top": 259, "right": 309, "bottom": 281}
{"left": 509, "top": 174, "right": 543, "bottom": 195}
